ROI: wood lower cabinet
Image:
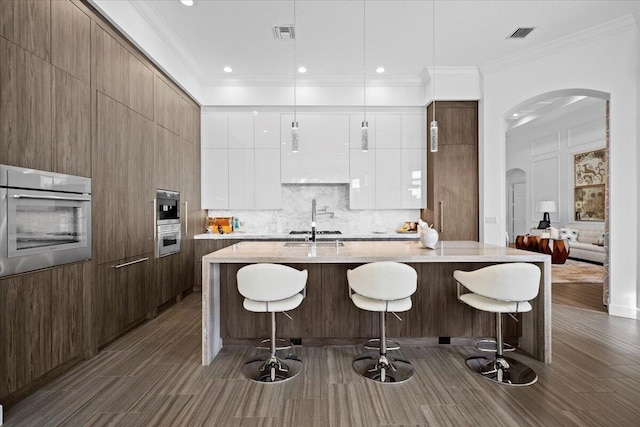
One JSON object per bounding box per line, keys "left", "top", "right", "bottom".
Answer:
{"left": 155, "top": 253, "right": 181, "bottom": 307}
{"left": 94, "top": 256, "right": 153, "bottom": 347}
{"left": 0, "top": 263, "right": 86, "bottom": 401}
{"left": 423, "top": 101, "right": 479, "bottom": 241}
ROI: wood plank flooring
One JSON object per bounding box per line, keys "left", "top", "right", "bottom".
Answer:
{"left": 4, "top": 293, "right": 640, "bottom": 426}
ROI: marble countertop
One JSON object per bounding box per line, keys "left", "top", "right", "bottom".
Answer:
{"left": 201, "top": 240, "right": 549, "bottom": 264}
{"left": 194, "top": 231, "right": 419, "bottom": 241}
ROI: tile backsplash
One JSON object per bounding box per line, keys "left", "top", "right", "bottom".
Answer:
{"left": 207, "top": 184, "right": 420, "bottom": 234}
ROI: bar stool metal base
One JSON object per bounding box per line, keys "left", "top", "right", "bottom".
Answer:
{"left": 475, "top": 339, "right": 515, "bottom": 353}
{"left": 466, "top": 354, "right": 538, "bottom": 386}
{"left": 353, "top": 351, "right": 414, "bottom": 383}
{"left": 242, "top": 352, "right": 302, "bottom": 383}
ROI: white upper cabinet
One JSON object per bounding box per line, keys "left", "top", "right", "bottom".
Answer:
{"left": 375, "top": 149, "right": 402, "bottom": 208}
{"left": 228, "top": 113, "right": 254, "bottom": 148}
{"left": 281, "top": 114, "right": 350, "bottom": 184}
{"left": 349, "top": 149, "right": 376, "bottom": 209}
{"left": 402, "top": 114, "right": 426, "bottom": 149}
{"left": 401, "top": 149, "right": 426, "bottom": 208}
{"left": 201, "top": 112, "right": 228, "bottom": 148}
{"left": 349, "top": 114, "right": 376, "bottom": 149}
{"left": 254, "top": 148, "right": 282, "bottom": 209}
{"left": 375, "top": 115, "right": 402, "bottom": 148}
{"left": 228, "top": 149, "right": 255, "bottom": 209}
{"left": 201, "top": 148, "right": 229, "bottom": 209}
{"left": 255, "top": 113, "right": 281, "bottom": 148}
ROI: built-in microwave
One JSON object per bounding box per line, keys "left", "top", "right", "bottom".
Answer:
{"left": 0, "top": 165, "right": 92, "bottom": 277}
{"left": 156, "top": 189, "right": 180, "bottom": 225}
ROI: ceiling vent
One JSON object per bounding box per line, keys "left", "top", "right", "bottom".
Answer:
{"left": 273, "top": 25, "right": 295, "bottom": 40}
{"left": 508, "top": 27, "right": 535, "bottom": 39}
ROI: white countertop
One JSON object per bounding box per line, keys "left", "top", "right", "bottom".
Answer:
{"left": 194, "top": 231, "right": 419, "bottom": 241}
{"left": 202, "top": 240, "right": 549, "bottom": 264}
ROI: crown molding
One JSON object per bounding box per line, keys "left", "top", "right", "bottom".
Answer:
{"left": 128, "top": 0, "right": 209, "bottom": 82}
{"left": 481, "top": 14, "right": 638, "bottom": 75}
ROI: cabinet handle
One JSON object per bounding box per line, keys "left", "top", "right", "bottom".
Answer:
{"left": 185, "top": 201, "right": 188, "bottom": 236}
{"left": 113, "top": 257, "right": 149, "bottom": 269}
{"left": 153, "top": 198, "right": 157, "bottom": 242}
{"left": 12, "top": 194, "right": 90, "bottom": 202}
{"left": 439, "top": 200, "right": 444, "bottom": 233}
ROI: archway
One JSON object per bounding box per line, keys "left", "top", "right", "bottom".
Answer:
{"left": 504, "top": 89, "right": 610, "bottom": 311}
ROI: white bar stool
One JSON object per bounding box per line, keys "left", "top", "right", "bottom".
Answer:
{"left": 347, "top": 262, "right": 417, "bottom": 383}
{"left": 454, "top": 263, "right": 541, "bottom": 386}
{"left": 237, "top": 263, "right": 308, "bottom": 383}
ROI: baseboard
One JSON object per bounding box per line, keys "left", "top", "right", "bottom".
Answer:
{"left": 608, "top": 303, "right": 639, "bottom": 319}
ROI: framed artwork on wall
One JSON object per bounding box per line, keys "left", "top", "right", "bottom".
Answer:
{"left": 574, "top": 148, "right": 606, "bottom": 187}
{"left": 574, "top": 185, "right": 605, "bottom": 221}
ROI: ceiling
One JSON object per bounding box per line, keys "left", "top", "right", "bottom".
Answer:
{"left": 97, "top": 0, "right": 640, "bottom": 86}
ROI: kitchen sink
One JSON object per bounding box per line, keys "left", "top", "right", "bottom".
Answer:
{"left": 284, "top": 241, "right": 345, "bottom": 247}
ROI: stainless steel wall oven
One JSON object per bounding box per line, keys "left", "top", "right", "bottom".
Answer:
{"left": 155, "top": 189, "right": 180, "bottom": 258}
{"left": 1, "top": 165, "right": 92, "bottom": 277}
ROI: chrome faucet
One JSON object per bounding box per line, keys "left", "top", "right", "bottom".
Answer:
{"left": 311, "top": 198, "right": 317, "bottom": 242}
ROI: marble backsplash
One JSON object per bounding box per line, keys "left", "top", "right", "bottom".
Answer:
{"left": 207, "top": 184, "right": 420, "bottom": 234}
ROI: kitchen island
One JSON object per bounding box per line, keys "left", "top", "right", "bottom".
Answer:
{"left": 202, "top": 240, "right": 551, "bottom": 365}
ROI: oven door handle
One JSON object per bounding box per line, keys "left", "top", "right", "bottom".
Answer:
{"left": 12, "top": 194, "right": 91, "bottom": 202}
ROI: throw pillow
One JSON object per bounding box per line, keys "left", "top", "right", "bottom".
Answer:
{"left": 560, "top": 228, "right": 578, "bottom": 242}
{"left": 596, "top": 233, "right": 605, "bottom": 245}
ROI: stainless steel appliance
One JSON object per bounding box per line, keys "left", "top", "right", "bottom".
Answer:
{"left": 155, "top": 189, "right": 180, "bottom": 258}
{"left": 0, "top": 164, "right": 92, "bottom": 277}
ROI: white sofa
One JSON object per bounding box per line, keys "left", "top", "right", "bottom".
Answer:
{"left": 559, "top": 225, "right": 605, "bottom": 264}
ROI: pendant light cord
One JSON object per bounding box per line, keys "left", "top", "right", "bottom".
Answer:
{"left": 432, "top": 0, "right": 435, "bottom": 122}
{"left": 363, "top": 0, "right": 366, "bottom": 122}
{"left": 293, "top": 0, "right": 297, "bottom": 123}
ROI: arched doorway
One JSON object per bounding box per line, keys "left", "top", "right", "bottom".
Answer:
{"left": 504, "top": 89, "right": 610, "bottom": 311}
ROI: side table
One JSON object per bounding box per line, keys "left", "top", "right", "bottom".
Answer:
{"left": 539, "top": 238, "right": 570, "bottom": 264}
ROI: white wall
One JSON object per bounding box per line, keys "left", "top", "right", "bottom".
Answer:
{"left": 506, "top": 100, "right": 607, "bottom": 230}
{"left": 481, "top": 22, "right": 639, "bottom": 319}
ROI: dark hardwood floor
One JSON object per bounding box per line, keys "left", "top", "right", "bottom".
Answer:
{"left": 4, "top": 293, "right": 640, "bottom": 426}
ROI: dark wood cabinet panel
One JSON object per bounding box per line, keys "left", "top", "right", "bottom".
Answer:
{"left": 0, "top": 270, "right": 52, "bottom": 398}
{"left": 180, "top": 97, "right": 198, "bottom": 143}
{"left": 424, "top": 101, "right": 479, "bottom": 241}
{"left": 92, "top": 23, "right": 129, "bottom": 106}
{"left": 0, "top": 0, "right": 51, "bottom": 61}
{"left": 51, "top": 0, "right": 90, "bottom": 84}
{"left": 52, "top": 67, "right": 91, "bottom": 177}
{"left": 51, "top": 263, "right": 84, "bottom": 368}
{"left": 155, "top": 125, "right": 181, "bottom": 191}
{"left": 0, "top": 37, "right": 52, "bottom": 171}
{"left": 95, "top": 256, "right": 152, "bottom": 347}
{"left": 180, "top": 239, "right": 195, "bottom": 293}
{"left": 93, "top": 93, "right": 127, "bottom": 264}
{"left": 154, "top": 76, "right": 181, "bottom": 134}
{"left": 432, "top": 101, "right": 478, "bottom": 146}
{"left": 129, "top": 54, "right": 154, "bottom": 120}
{"left": 126, "top": 109, "right": 155, "bottom": 258}
{"left": 155, "top": 253, "right": 181, "bottom": 307}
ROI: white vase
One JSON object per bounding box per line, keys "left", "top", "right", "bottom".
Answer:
{"left": 420, "top": 226, "right": 439, "bottom": 249}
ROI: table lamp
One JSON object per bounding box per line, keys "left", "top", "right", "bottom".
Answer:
{"left": 537, "top": 200, "right": 556, "bottom": 229}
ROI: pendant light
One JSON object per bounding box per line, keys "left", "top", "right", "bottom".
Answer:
{"left": 430, "top": 0, "right": 438, "bottom": 152}
{"left": 361, "top": 0, "right": 368, "bottom": 152}
{"left": 291, "top": 0, "right": 299, "bottom": 152}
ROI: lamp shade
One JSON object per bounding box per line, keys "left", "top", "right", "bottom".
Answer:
{"left": 537, "top": 200, "right": 557, "bottom": 213}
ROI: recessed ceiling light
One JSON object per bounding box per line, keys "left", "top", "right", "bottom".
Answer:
{"left": 252, "top": 111, "right": 258, "bottom": 115}
{"left": 223, "top": 66, "right": 232, "bottom": 73}
{"left": 180, "top": 0, "right": 194, "bottom": 6}
{"left": 512, "top": 113, "right": 519, "bottom": 118}
{"left": 376, "top": 67, "right": 385, "bottom": 74}
{"left": 298, "top": 66, "right": 307, "bottom": 73}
